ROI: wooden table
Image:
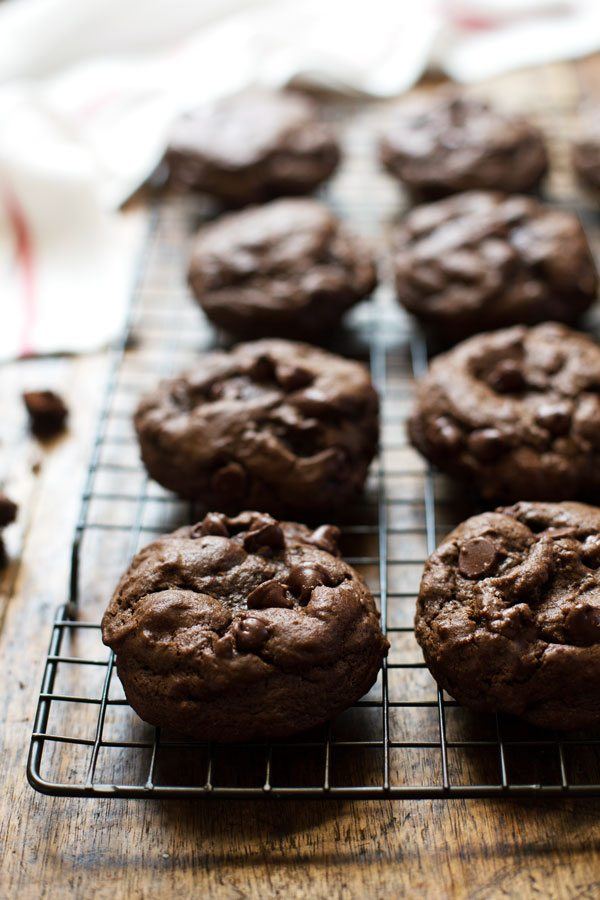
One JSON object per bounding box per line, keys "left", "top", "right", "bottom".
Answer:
{"left": 2, "top": 58, "right": 600, "bottom": 899}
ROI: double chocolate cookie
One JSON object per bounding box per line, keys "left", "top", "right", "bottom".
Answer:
{"left": 188, "top": 198, "right": 377, "bottom": 339}
{"left": 379, "top": 93, "right": 548, "bottom": 199}
{"left": 165, "top": 89, "right": 340, "bottom": 206}
{"left": 416, "top": 501, "right": 600, "bottom": 730}
{"left": 572, "top": 106, "right": 600, "bottom": 194}
{"left": 409, "top": 323, "right": 600, "bottom": 502}
{"left": 391, "top": 192, "right": 597, "bottom": 341}
{"left": 102, "top": 511, "right": 388, "bottom": 741}
{"left": 135, "top": 339, "right": 379, "bottom": 515}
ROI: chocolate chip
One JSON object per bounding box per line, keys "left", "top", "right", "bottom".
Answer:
{"left": 211, "top": 462, "right": 247, "bottom": 500}
{"left": 293, "top": 388, "right": 334, "bottom": 418}
{"left": 582, "top": 535, "right": 600, "bottom": 568}
{"left": 247, "top": 579, "right": 293, "bottom": 610}
{"left": 276, "top": 363, "right": 313, "bottom": 391}
{"left": 23, "top": 390, "right": 68, "bottom": 438}
{"left": 191, "top": 513, "right": 229, "bottom": 538}
{"left": 232, "top": 616, "right": 270, "bottom": 652}
{"left": 574, "top": 396, "right": 600, "bottom": 448}
{"left": 247, "top": 354, "right": 276, "bottom": 381}
{"left": 432, "top": 417, "right": 463, "bottom": 451}
{"left": 307, "top": 524, "right": 341, "bottom": 556}
{"left": 487, "top": 360, "right": 525, "bottom": 393}
{"left": 467, "top": 428, "right": 506, "bottom": 461}
{"left": 0, "top": 494, "right": 18, "bottom": 528}
{"left": 243, "top": 516, "right": 285, "bottom": 555}
{"left": 536, "top": 401, "right": 571, "bottom": 436}
{"left": 458, "top": 537, "right": 499, "bottom": 579}
{"left": 564, "top": 604, "right": 600, "bottom": 646}
{"left": 287, "top": 564, "right": 332, "bottom": 603}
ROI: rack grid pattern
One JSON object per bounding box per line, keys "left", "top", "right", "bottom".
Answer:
{"left": 28, "top": 84, "right": 600, "bottom": 799}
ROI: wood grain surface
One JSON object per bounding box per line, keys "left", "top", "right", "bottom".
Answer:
{"left": 2, "top": 58, "right": 600, "bottom": 899}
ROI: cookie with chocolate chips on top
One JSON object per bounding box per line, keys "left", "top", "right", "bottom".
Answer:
{"left": 409, "top": 323, "right": 600, "bottom": 503}
{"left": 134, "top": 339, "right": 379, "bottom": 516}
{"left": 415, "top": 501, "right": 600, "bottom": 730}
{"left": 102, "top": 511, "right": 388, "bottom": 741}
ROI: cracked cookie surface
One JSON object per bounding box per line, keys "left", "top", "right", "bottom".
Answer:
{"left": 379, "top": 92, "right": 548, "bottom": 199}
{"left": 134, "top": 338, "right": 379, "bottom": 516}
{"left": 409, "top": 323, "right": 600, "bottom": 502}
{"left": 102, "top": 511, "right": 388, "bottom": 741}
{"left": 165, "top": 89, "right": 340, "bottom": 206}
{"left": 188, "top": 198, "right": 377, "bottom": 339}
{"left": 415, "top": 501, "right": 600, "bottom": 730}
{"left": 391, "top": 192, "right": 597, "bottom": 342}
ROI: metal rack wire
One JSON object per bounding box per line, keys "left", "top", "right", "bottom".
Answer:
{"left": 28, "top": 85, "right": 600, "bottom": 799}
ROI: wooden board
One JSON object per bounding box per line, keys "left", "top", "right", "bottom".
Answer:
{"left": 2, "top": 57, "right": 600, "bottom": 899}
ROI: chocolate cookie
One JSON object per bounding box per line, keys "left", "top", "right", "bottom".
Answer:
{"left": 572, "top": 106, "right": 600, "bottom": 194}
{"left": 165, "top": 89, "right": 340, "bottom": 206}
{"left": 409, "top": 323, "right": 600, "bottom": 502}
{"left": 379, "top": 93, "right": 548, "bottom": 199}
{"left": 416, "top": 501, "right": 600, "bottom": 730}
{"left": 102, "top": 511, "right": 388, "bottom": 741}
{"left": 391, "top": 192, "right": 597, "bottom": 341}
{"left": 187, "top": 198, "right": 377, "bottom": 339}
{"left": 134, "top": 339, "right": 379, "bottom": 515}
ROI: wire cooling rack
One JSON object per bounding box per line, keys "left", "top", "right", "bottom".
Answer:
{"left": 28, "top": 77, "right": 600, "bottom": 799}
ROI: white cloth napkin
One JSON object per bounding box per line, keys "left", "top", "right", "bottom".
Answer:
{"left": 0, "top": 0, "right": 598, "bottom": 360}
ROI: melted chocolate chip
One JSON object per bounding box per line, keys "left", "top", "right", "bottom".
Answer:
{"left": 288, "top": 564, "right": 332, "bottom": 603}
{"left": 564, "top": 604, "right": 600, "bottom": 646}
{"left": 307, "top": 524, "right": 341, "bottom": 556}
{"left": 487, "top": 359, "right": 526, "bottom": 393}
{"left": 582, "top": 535, "right": 600, "bottom": 568}
{"left": 467, "top": 428, "right": 506, "bottom": 461}
{"left": 247, "top": 354, "right": 276, "bottom": 382}
{"left": 276, "top": 363, "right": 313, "bottom": 391}
{"left": 458, "top": 537, "right": 499, "bottom": 579}
{"left": 211, "top": 462, "right": 247, "bottom": 499}
{"left": 536, "top": 401, "right": 572, "bottom": 436}
{"left": 293, "top": 388, "right": 335, "bottom": 418}
{"left": 23, "top": 390, "right": 68, "bottom": 438}
{"left": 233, "top": 616, "right": 270, "bottom": 652}
{"left": 243, "top": 516, "right": 285, "bottom": 555}
{"left": 191, "top": 513, "right": 229, "bottom": 538}
{"left": 432, "top": 417, "right": 463, "bottom": 451}
{"left": 247, "top": 579, "right": 293, "bottom": 610}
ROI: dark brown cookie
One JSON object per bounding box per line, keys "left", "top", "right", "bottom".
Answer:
{"left": 409, "top": 323, "right": 600, "bottom": 502}
{"left": 102, "top": 511, "right": 388, "bottom": 741}
{"left": 188, "top": 198, "right": 377, "bottom": 339}
{"left": 379, "top": 92, "right": 548, "bottom": 199}
{"left": 572, "top": 106, "right": 600, "bottom": 194}
{"left": 391, "top": 192, "right": 597, "bottom": 342}
{"left": 416, "top": 501, "right": 600, "bottom": 730}
{"left": 134, "top": 339, "right": 379, "bottom": 516}
{"left": 165, "top": 89, "right": 340, "bottom": 206}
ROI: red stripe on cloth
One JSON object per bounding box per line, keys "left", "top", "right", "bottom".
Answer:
{"left": 4, "top": 188, "right": 36, "bottom": 357}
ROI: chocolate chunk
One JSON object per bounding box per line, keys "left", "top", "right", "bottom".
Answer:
{"left": 276, "top": 364, "right": 313, "bottom": 392}
{"left": 458, "top": 537, "right": 499, "bottom": 579}
{"left": 307, "top": 524, "right": 341, "bottom": 556}
{"left": 210, "top": 462, "right": 247, "bottom": 500}
{"left": 243, "top": 516, "right": 285, "bottom": 555}
{"left": 293, "top": 388, "right": 335, "bottom": 418}
{"left": 287, "top": 564, "right": 332, "bottom": 603}
{"left": 467, "top": 428, "right": 506, "bottom": 461}
{"left": 191, "top": 513, "right": 229, "bottom": 538}
{"left": 0, "top": 494, "right": 18, "bottom": 528}
{"left": 23, "top": 390, "right": 68, "bottom": 438}
{"left": 582, "top": 535, "right": 600, "bottom": 568}
{"left": 536, "top": 402, "right": 572, "bottom": 436}
{"left": 487, "top": 359, "right": 525, "bottom": 393}
{"left": 564, "top": 604, "right": 600, "bottom": 646}
{"left": 432, "top": 417, "right": 463, "bottom": 451}
{"left": 233, "top": 616, "right": 270, "bottom": 652}
{"left": 247, "top": 354, "right": 276, "bottom": 382}
{"left": 247, "top": 579, "right": 293, "bottom": 610}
